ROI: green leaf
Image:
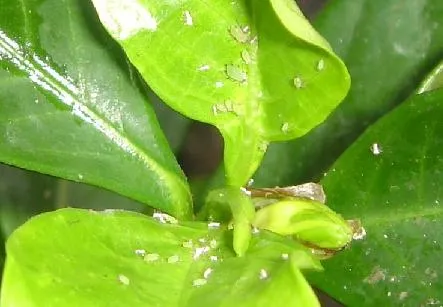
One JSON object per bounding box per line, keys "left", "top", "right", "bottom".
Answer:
{"left": 91, "top": 0, "right": 350, "bottom": 186}
{"left": 0, "top": 0, "right": 191, "bottom": 218}
{"left": 308, "top": 89, "right": 443, "bottom": 305}
{"left": 254, "top": 0, "right": 443, "bottom": 186}
{"left": 1, "top": 208, "right": 321, "bottom": 306}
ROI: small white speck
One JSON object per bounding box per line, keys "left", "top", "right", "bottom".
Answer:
{"left": 252, "top": 227, "right": 260, "bottom": 234}
{"left": 118, "top": 274, "right": 130, "bottom": 285}
{"left": 198, "top": 64, "right": 210, "bottom": 71}
{"left": 203, "top": 268, "right": 213, "bottom": 279}
{"left": 210, "top": 255, "right": 218, "bottom": 262}
{"left": 384, "top": 234, "right": 388, "bottom": 239}
{"left": 208, "top": 222, "right": 220, "bottom": 229}
{"left": 78, "top": 174, "right": 84, "bottom": 180}
{"left": 293, "top": 76, "right": 303, "bottom": 89}
{"left": 183, "top": 10, "right": 193, "bottom": 26}
{"left": 152, "top": 212, "right": 178, "bottom": 224}
{"left": 259, "top": 269, "right": 268, "bottom": 280}
{"left": 34, "top": 98, "right": 39, "bottom": 104}
{"left": 247, "top": 178, "right": 254, "bottom": 186}
{"left": 144, "top": 253, "right": 160, "bottom": 262}
{"left": 193, "top": 278, "right": 207, "bottom": 287}
{"left": 281, "top": 122, "right": 289, "bottom": 133}
{"left": 370, "top": 143, "right": 382, "bottom": 155}
{"left": 193, "top": 246, "right": 210, "bottom": 260}
{"left": 167, "top": 255, "right": 180, "bottom": 263}
{"left": 281, "top": 253, "right": 289, "bottom": 260}
{"left": 353, "top": 227, "right": 367, "bottom": 240}
{"left": 240, "top": 187, "right": 252, "bottom": 196}
{"left": 387, "top": 291, "right": 391, "bottom": 297}
{"left": 215, "top": 81, "right": 224, "bottom": 88}
{"left": 134, "top": 249, "right": 146, "bottom": 256}
{"left": 316, "top": 59, "right": 325, "bottom": 71}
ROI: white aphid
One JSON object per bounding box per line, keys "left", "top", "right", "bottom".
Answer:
{"left": 183, "top": 10, "right": 193, "bottom": 26}
{"left": 167, "top": 255, "right": 180, "bottom": 263}
{"left": 259, "top": 269, "right": 268, "bottom": 280}
{"left": 144, "top": 253, "right": 160, "bottom": 262}
{"left": 226, "top": 64, "right": 247, "bottom": 83}
{"left": 118, "top": 274, "right": 130, "bottom": 285}
{"left": 203, "top": 268, "right": 213, "bottom": 279}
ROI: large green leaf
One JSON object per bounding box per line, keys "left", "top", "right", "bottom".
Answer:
{"left": 0, "top": 0, "right": 191, "bottom": 218}
{"left": 1, "top": 208, "right": 321, "bottom": 306}
{"left": 308, "top": 89, "right": 443, "bottom": 306}
{"left": 91, "top": 0, "right": 350, "bottom": 186}
{"left": 254, "top": 0, "right": 443, "bottom": 186}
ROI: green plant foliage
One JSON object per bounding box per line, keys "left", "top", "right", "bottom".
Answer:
{"left": 1, "top": 208, "right": 321, "bottom": 306}
{"left": 254, "top": 0, "right": 443, "bottom": 186}
{"left": 91, "top": 0, "right": 350, "bottom": 186}
{"left": 0, "top": 0, "right": 191, "bottom": 218}
{"left": 308, "top": 89, "right": 443, "bottom": 306}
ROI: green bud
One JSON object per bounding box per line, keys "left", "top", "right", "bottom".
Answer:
{"left": 253, "top": 198, "right": 353, "bottom": 250}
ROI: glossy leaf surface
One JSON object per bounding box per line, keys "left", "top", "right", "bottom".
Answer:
{"left": 92, "top": 0, "right": 350, "bottom": 186}
{"left": 1, "top": 208, "right": 320, "bottom": 306}
{"left": 0, "top": 0, "right": 191, "bottom": 218}
{"left": 309, "top": 90, "right": 443, "bottom": 306}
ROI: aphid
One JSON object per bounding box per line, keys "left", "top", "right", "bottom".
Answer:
{"left": 203, "top": 268, "right": 213, "bottom": 279}
{"left": 259, "top": 269, "right": 268, "bottom": 280}
{"left": 229, "top": 25, "right": 250, "bottom": 43}
{"left": 118, "top": 274, "right": 130, "bottom": 285}
{"left": 281, "top": 122, "right": 289, "bottom": 133}
{"left": 293, "top": 76, "right": 303, "bottom": 89}
{"left": 183, "top": 10, "right": 193, "bottom": 26}
{"left": 212, "top": 100, "right": 236, "bottom": 115}
{"left": 241, "top": 50, "right": 251, "bottom": 64}
{"left": 167, "top": 255, "right": 180, "bottom": 263}
{"left": 316, "top": 58, "right": 325, "bottom": 71}
{"left": 226, "top": 64, "right": 247, "bottom": 83}
{"left": 144, "top": 253, "right": 160, "bottom": 262}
